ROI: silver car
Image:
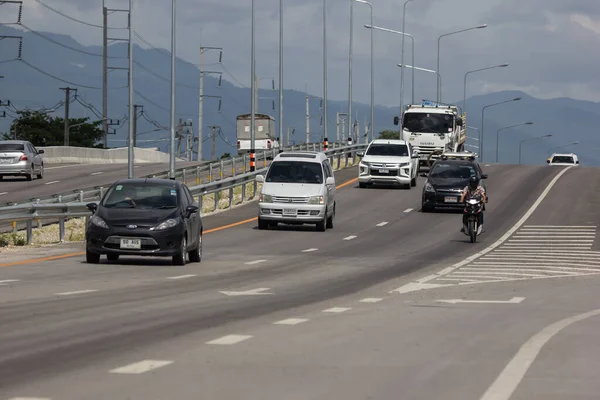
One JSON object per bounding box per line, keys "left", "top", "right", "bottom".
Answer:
{"left": 0, "top": 140, "right": 45, "bottom": 180}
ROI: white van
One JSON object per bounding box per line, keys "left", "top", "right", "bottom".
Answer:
{"left": 255, "top": 151, "right": 336, "bottom": 231}
{"left": 547, "top": 153, "right": 579, "bottom": 166}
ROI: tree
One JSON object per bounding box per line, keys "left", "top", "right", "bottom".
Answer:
{"left": 2, "top": 110, "right": 105, "bottom": 148}
{"left": 378, "top": 130, "right": 400, "bottom": 140}
{"left": 220, "top": 152, "right": 232, "bottom": 159}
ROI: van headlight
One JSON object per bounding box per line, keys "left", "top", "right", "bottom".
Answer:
{"left": 259, "top": 194, "right": 272, "bottom": 203}
{"left": 151, "top": 218, "right": 179, "bottom": 231}
{"left": 308, "top": 195, "right": 324, "bottom": 204}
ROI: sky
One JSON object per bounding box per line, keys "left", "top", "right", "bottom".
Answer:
{"left": 6, "top": 0, "right": 600, "bottom": 108}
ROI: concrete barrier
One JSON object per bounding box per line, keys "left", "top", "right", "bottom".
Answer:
{"left": 38, "top": 146, "right": 186, "bottom": 164}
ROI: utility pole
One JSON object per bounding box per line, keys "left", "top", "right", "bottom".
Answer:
{"left": 102, "top": 1, "right": 129, "bottom": 148}
{"left": 306, "top": 95, "right": 310, "bottom": 145}
{"left": 176, "top": 118, "right": 183, "bottom": 158}
{"left": 133, "top": 104, "right": 143, "bottom": 147}
{"left": 60, "top": 87, "right": 77, "bottom": 146}
{"left": 208, "top": 125, "right": 219, "bottom": 161}
{"left": 198, "top": 45, "right": 223, "bottom": 162}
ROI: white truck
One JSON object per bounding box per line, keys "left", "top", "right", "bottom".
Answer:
{"left": 393, "top": 100, "right": 466, "bottom": 171}
{"left": 236, "top": 113, "right": 280, "bottom": 157}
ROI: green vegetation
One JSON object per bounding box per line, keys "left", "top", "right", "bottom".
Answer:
{"left": 378, "top": 130, "right": 400, "bottom": 140}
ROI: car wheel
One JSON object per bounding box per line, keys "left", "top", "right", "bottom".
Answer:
{"left": 258, "top": 218, "right": 269, "bottom": 230}
{"left": 421, "top": 204, "right": 433, "bottom": 213}
{"left": 411, "top": 176, "right": 417, "bottom": 187}
{"left": 359, "top": 182, "right": 367, "bottom": 188}
{"left": 36, "top": 163, "right": 44, "bottom": 179}
{"left": 188, "top": 231, "right": 202, "bottom": 263}
{"left": 326, "top": 204, "right": 335, "bottom": 229}
{"left": 25, "top": 168, "right": 33, "bottom": 181}
{"left": 316, "top": 215, "right": 327, "bottom": 232}
{"left": 107, "top": 254, "right": 119, "bottom": 261}
{"left": 172, "top": 235, "right": 187, "bottom": 266}
{"left": 86, "top": 247, "right": 100, "bottom": 264}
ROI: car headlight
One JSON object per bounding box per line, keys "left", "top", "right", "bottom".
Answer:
{"left": 90, "top": 215, "right": 109, "bottom": 229}
{"left": 259, "top": 194, "right": 272, "bottom": 203}
{"left": 424, "top": 182, "right": 435, "bottom": 192}
{"left": 359, "top": 161, "right": 371, "bottom": 167}
{"left": 399, "top": 162, "right": 410, "bottom": 167}
{"left": 308, "top": 195, "right": 324, "bottom": 204}
{"left": 151, "top": 218, "right": 179, "bottom": 231}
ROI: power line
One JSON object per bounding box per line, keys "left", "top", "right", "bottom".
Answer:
{"left": 31, "top": 0, "right": 126, "bottom": 30}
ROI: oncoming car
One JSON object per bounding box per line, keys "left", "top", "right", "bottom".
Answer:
{"left": 255, "top": 151, "right": 336, "bottom": 231}
{"left": 547, "top": 153, "right": 579, "bottom": 166}
{"left": 85, "top": 178, "right": 202, "bottom": 265}
{"left": 357, "top": 139, "right": 419, "bottom": 189}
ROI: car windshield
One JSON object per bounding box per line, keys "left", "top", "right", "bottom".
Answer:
{"left": 403, "top": 112, "right": 453, "bottom": 133}
{"left": 551, "top": 156, "right": 574, "bottom": 163}
{"left": 266, "top": 161, "right": 323, "bottom": 184}
{"left": 366, "top": 144, "right": 409, "bottom": 157}
{"left": 0, "top": 144, "right": 25, "bottom": 151}
{"left": 429, "top": 162, "right": 477, "bottom": 179}
{"left": 102, "top": 183, "right": 180, "bottom": 209}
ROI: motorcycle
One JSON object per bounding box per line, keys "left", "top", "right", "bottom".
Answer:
{"left": 463, "top": 196, "right": 483, "bottom": 243}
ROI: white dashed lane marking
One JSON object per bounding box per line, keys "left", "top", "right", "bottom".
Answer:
{"left": 376, "top": 222, "right": 388, "bottom": 226}
{"left": 343, "top": 235, "right": 357, "bottom": 241}
{"left": 8, "top": 397, "right": 52, "bottom": 400}
{"left": 55, "top": 289, "right": 98, "bottom": 296}
{"left": 404, "top": 208, "right": 413, "bottom": 213}
{"left": 360, "top": 298, "right": 383, "bottom": 303}
{"left": 274, "top": 318, "right": 309, "bottom": 325}
{"left": 244, "top": 259, "right": 267, "bottom": 265}
{"left": 90, "top": 171, "right": 103, "bottom": 175}
{"left": 167, "top": 274, "right": 197, "bottom": 280}
{"left": 44, "top": 180, "right": 60, "bottom": 185}
{"left": 301, "top": 248, "right": 319, "bottom": 252}
{"left": 430, "top": 225, "right": 599, "bottom": 284}
{"left": 0, "top": 192, "right": 7, "bottom": 196}
{"left": 323, "top": 307, "right": 352, "bottom": 313}
{"left": 0, "top": 279, "right": 20, "bottom": 285}
{"left": 206, "top": 335, "right": 253, "bottom": 345}
{"left": 109, "top": 360, "right": 173, "bottom": 374}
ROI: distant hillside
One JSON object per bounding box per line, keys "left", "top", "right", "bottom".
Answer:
{"left": 1, "top": 25, "right": 600, "bottom": 165}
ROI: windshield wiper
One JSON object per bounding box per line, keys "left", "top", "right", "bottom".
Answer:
{"left": 156, "top": 205, "right": 177, "bottom": 209}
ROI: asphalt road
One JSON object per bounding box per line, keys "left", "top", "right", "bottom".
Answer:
{"left": 0, "top": 164, "right": 598, "bottom": 399}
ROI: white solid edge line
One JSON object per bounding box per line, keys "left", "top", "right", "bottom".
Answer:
{"left": 273, "top": 318, "right": 309, "bottom": 325}
{"left": 479, "top": 308, "right": 600, "bottom": 400}
{"left": 391, "top": 166, "right": 573, "bottom": 293}
{"left": 167, "top": 274, "right": 197, "bottom": 280}
{"left": 206, "top": 334, "right": 253, "bottom": 345}
{"left": 8, "top": 397, "right": 52, "bottom": 400}
{"left": 109, "top": 360, "right": 173, "bottom": 374}
{"left": 55, "top": 289, "right": 98, "bottom": 296}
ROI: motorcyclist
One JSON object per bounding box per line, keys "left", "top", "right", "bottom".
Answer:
{"left": 460, "top": 175, "right": 486, "bottom": 233}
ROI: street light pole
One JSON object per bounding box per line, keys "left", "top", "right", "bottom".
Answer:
{"left": 354, "top": 0, "right": 373, "bottom": 142}
{"left": 437, "top": 24, "right": 487, "bottom": 102}
{"left": 364, "top": 24, "right": 415, "bottom": 105}
{"left": 397, "top": 64, "right": 440, "bottom": 89}
{"left": 279, "top": 0, "right": 284, "bottom": 151}
{"left": 323, "top": 0, "right": 328, "bottom": 147}
{"left": 519, "top": 134, "right": 552, "bottom": 164}
{"left": 399, "top": 0, "right": 413, "bottom": 128}
{"left": 348, "top": 0, "right": 353, "bottom": 144}
{"left": 480, "top": 97, "right": 521, "bottom": 162}
{"left": 168, "top": 0, "right": 176, "bottom": 179}
{"left": 463, "top": 63, "right": 509, "bottom": 118}
{"left": 496, "top": 122, "right": 533, "bottom": 163}
{"left": 250, "top": 0, "right": 256, "bottom": 171}
{"left": 128, "top": 0, "right": 135, "bottom": 179}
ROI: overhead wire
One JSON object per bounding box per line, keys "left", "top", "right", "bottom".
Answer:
{"left": 31, "top": 0, "right": 127, "bottom": 30}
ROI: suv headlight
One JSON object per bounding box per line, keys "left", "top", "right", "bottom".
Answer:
{"left": 399, "top": 162, "right": 410, "bottom": 167}
{"left": 308, "top": 195, "right": 324, "bottom": 204}
{"left": 359, "top": 161, "right": 371, "bottom": 167}
{"left": 259, "top": 194, "right": 272, "bottom": 203}
{"left": 424, "top": 182, "right": 435, "bottom": 192}
{"left": 151, "top": 218, "right": 179, "bottom": 231}
{"left": 90, "top": 215, "right": 109, "bottom": 229}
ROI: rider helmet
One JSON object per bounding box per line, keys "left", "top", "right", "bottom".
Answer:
{"left": 469, "top": 175, "right": 479, "bottom": 189}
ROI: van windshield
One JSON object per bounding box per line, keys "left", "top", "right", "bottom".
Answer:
{"left": 266, "top": 161, "right": 323, "bottom": 184}
{"left": 551, "top": 156, "right": 574, "bottom": 164}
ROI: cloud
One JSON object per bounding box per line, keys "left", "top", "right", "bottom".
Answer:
{"left": 11, "top": 0, "right": 600, "bottom": 109}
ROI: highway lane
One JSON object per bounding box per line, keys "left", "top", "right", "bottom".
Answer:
{"left": 0, "top": 164, "right": 577, "bottom": 397}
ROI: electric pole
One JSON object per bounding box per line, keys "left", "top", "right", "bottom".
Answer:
{"left": 133, "top": 104, "right": 143, "bottom": 147}
{"left": 209, "top": 125, "right": 218, "bottom": 161}
{"left": 198, "top": 45, "right": 223, "bottom": 162}
{"left": 177, "top": 118, "right": 183, "bottom": 158}
{"left": 60, "top": 87, "right": 77, "bottom": 146}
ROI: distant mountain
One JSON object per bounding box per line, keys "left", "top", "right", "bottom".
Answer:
{"left": 1, "top": 25, "right": 600, "bottom": 165}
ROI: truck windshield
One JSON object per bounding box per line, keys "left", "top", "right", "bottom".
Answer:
{"left": 366, "top": 144, "right": 409, "bottom": 157}
{"left": 403, "top": 112, "right": 452, "bottom": 133}
{"left": 266, "top": 161, "right": 323, "bottom": 184}
{"left": 551, "top": 156, "right": 574, "bottom": 164}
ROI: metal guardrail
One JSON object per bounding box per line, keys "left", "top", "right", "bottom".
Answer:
{"left": 0, "top": 142, "right": 345, "bottom": 208}
{"left": 0, "top": 144, "right": 366, "bottom": 245}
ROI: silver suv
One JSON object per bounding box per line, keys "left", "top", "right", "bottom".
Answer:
{"left": 255, "top": 151, "right": 336, "bottom": 231}
{"left": 0, "top": 140, "right": 45, "bottom": 180}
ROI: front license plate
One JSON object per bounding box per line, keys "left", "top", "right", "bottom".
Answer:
{"left": 120, "top": 238, "right": 141, "bottom": 249}
{"left": 420, "top": 154, "right": 428, "bottom": 160}
{"left": 444, "top": 196, "right": 458, "bottom": 203}
{"left": 283, "top": 208, "right": 297, "bottom": 216}
{"left": 379, "top": 168, "right": 389, "bottom": 174}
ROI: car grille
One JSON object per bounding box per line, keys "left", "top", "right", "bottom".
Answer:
{"left": 370, "top": 168, "right": 399, "bottom": 176}
{"left": 272, "top": 196, "right": 309, "bottom": 203}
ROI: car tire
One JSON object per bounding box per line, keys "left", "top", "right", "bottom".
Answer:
{"left": 107, "top": 254, "right": 119, "bottom": 261}
{"left": 316, "top": 216, "right": 327, "bottom": 232}
{"left": 189, "top": 231, "right": 202, "bottom": 263}
{"left": 326, "top": 205, "right": 335, "bottom": 229}
{"left": 359, "top": 182, "right": 367, "bottom": 188}
{"left": 172, "top": 235, "right": 187, "bottom": 266}
{"left": 411, "top": 176, "right": 417, "bottom": 187}
{"left": 421, "top": 204, "right": 433, "bottom": 213}
{"left": 86, "top": 248, "right": 100, "bottom": 264}
{"left": 258, "top": 218, "right": 269, "bottom": 230}
{"left": 25, "top": 169, "right": 33, "bottom": 181}
{"left": 36, "top": 164, "right": 44, "bottom": 179}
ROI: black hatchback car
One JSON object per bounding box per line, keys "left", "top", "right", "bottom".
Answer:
{"left": 421, "top": 153, "right": 488, "bottom": 212}
{"left": 85, "top": 178, "right": 202, "bottom": 265}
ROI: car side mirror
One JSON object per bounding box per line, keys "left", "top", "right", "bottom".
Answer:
{"left": 326, "top": 177, "right": 335, "bottom": 185}
{"left": 546, "top": 159, "right": 550, "bottom": 163}
{"left": 393, "top": 116, "right": 399, "bottom": 126}
{"left": 576, "top": 160, "right": 579, "bottom": 164}
{"left": 481, "top": 174, "right": 488, "bottom": 179}
{"left": 255, "top": 174, "right": 265, "bottom": 183}
{"left": 38, "top": 149, "right": 45, "bottom": 154}
{"left": 86, "top": 202, "right": 97, "bottom": 213}
{"left": 412, "top": 151, "right": 419, "bottom": 159}
{"left": 356, "top": 151, "right": 364, "bottom": 157}
{"left": 186, "top": 205, "right": 199, "bottom": 215}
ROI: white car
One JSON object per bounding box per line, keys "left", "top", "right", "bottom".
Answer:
{"left": 255, "top": 151, "right": 336, "bottom": 232}
{"left": 357, "top": 139, "right": 419, "bottom": 189}
{"left": 547, "top": 153, "right": 579, "bottom": 166}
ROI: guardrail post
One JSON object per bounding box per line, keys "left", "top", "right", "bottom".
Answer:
{"left": 182, "top": 169, "right": 187, "bottom": 185}
{"left": 59, "top": 216, "right": 65, "bottom": 242}
{"left": 337, "top": 152, "right": 341, "bottom": 170}
{"left": 196, "top": 166, "right": 201, "bottom": 185}
{"left": 209, "top": 164, "right": 213, "bottom": 182}
{"left": 26, "top": 220, "right": 32, "bottom": 245}
{"left": 214, "top": 190, "right": 219, "bottom": 211}
{"left": 12, "top": 221, "right": 16, "bottom": 233}
{"left": 198, "top": 195, "right": 203, "bottom": 212}
{"left": 228, "top": 187, "right": 234, "bottom": 208}
{"left": 243, "top": 154, "right": 247, "bottom": 172}
{"left": 99, "top": 187, "right": 104, "bottom": 200}
{"left": 263, "top": 151, "right": 267, "bottom": 168}
{"left": 219, "top": 160, "right": 224, "bottom": 180}
{"left": 79, "top": 190, "right": 84, "bottom": 202}
{"left": 253, "top": 179, "right": 257, "bottom": 198}
{"left": 241, "top": 182, "right": 246, "bottom": 203}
